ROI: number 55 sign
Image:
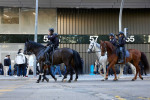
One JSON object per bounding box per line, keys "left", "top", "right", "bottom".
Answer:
{"left": 89, "top": 36, "right": 99, "bottom": 42}
{"left": 126, "top": 35, "right": 135, "bottom": 42}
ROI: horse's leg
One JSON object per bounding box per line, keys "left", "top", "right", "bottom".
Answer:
{"left": 101, "top": 63, "right": 106, "bottom": 81}
{"left": 42, "top": 69, "right": 46, "bottom": 82}
{"left": 106, "top": 63, "right": 115, "bottom": 80}
{"left": 48, "top": 67, "right": 57, "bottom": 82}
{"left": 43, "top": 68, "right": 49, "bottom": 82}
{"left": 74, "top": 69, "right": 78, "bottom": 82}
{"left": 128, "top": 62, "right": 136, "bottom": 75}
{"left": 118, "top": 64, "right": 124, "bottom": 79}
{"left": 138, "top": 64, "right": 143, "bottom": 80}
{"left": 132, "top": 61, "right": 140, "bottom": 81}
{"left": 111, "top": 65, "right": 118, "bottom": 81}
{"left": 68, "top": 67, "right": 73, "bottom": 83}
{"left": 62, "top": 66, "right": 70, "bottom": 82}
{"left": 37, "top": 62, "right": 43, "bottom": 83}
{"left": 99, "top": 65, "right": 104, "bottom": 77}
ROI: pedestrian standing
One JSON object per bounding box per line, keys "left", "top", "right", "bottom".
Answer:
{"left": 0, "top": 63, "right": 3, "bottom": 75}
{"left": 26, "top": 54, "right": 34, "bottom": 76}
{"left": 15, "top": 49, "right": 25, "bottom": 77}
{"left": 7, "top": 55, "right": 12, "bottom": 76}
{"left": 54, "top": 64, "right": 62, "bottom": 77}
{"left": 4, "top": 55, "right": 9, "bottom": 76}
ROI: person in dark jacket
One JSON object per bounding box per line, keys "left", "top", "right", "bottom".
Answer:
{"left": 109, "top": 33, "right": 116, "bottom": 46}
{"left": 4, "top": 55, "right": 9, "bottom": 76}
{"left": 7, "top": 55, "right": 12, "bottom": 76}
{"left": 0, "top": 63, "right": 3, "bottom": 75}
{"left": 44, "top": 28, "right": 59, "bottom": 65}
{"left": 116, "top": 31, "right": 126, "bottom": 63}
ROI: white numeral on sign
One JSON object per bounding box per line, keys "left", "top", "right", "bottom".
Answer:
{"left": 90, "top": 36, "right": 99, "bottom": 42}
{"left": 126, "top": 35, "right": 135, "bottom": 42}
{"left": 43, "top": 35, "right": 49, "bottom": 42}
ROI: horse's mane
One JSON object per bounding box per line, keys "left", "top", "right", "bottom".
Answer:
{"left": 28, "top": 41, "right": 45, "bottom": 48}
{"left": 105, "top": 41, "right": 115, "bottom": 53}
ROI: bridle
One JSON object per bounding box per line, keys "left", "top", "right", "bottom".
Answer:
{"left": 89, "top": 43, "right": 94, "bottom": 52}
{"left": 88, "top": 42, "right": 101, "bottom": 53}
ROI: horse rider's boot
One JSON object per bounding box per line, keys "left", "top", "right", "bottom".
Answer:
{"left": 45, "top": 53, "right": 50, "bottom": 65}
{"left": 119, "top": 52, "right": 124, "bottom": 63}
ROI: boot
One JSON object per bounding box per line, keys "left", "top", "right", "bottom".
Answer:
{"left": 45, "top": 53, "right": 50, "bottom": 65}
{"left": 119, "top": 52, "right": 124, "bottom": 63}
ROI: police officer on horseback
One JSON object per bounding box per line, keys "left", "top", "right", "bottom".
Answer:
{"left": 109, "top": 33, "right": 116, "bottom": 46}
{"left": 116, "top": 31, "right": 126, "bottom": 63}
{"left": 44, "top": 28, "right": 59, "bottom": 65}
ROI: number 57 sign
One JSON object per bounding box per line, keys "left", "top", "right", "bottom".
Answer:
{"left": 89, "top": 36, "right": 99, "bottom": 42}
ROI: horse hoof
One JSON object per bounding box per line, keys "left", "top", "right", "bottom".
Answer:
{"left": 46, "top": 78, "right": 49, "bottom": 82}
{"left": 36, "top": 80, "right": 40, "bottom": 83}
{"left": 42, "top": 79, "right": 44, "bottom": 82}
{"left": 68, "top": 80, "right": 71, "bottom": 83}
{"left": 105, "top": 78, "right": 108, "bottom": 80}
{"left": 113, "top": 79, "right": 118, "bottom": 81}
{"left": 141, "top": 77, "right": 143, "bottom": 80}
{"left": 55, "top": 78, "right": 57, "bottom": 82}
{"left": 62, "top": 79, "right": 66, "bottom": 82}
{"left": 101, "top": 79, "right": 105, "bottom": 81}
{"left": 74, "top": 79, "right": 77, "bottom": 82}
{"left": 132, "top": 79, "right": 135, "bottom": 81}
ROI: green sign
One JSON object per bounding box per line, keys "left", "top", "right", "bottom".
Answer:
{"left": 0, "top": 34, "right": 149, "bottom": 44}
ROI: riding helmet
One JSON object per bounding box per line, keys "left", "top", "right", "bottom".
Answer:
{"left": 118, "top": 31, "right": 124, "bottom": 35}
{"left": 109, "top": 33, "right": 114, "bottom": 37}
{"left": 49, "top": 28, "right": 54, "bottom": 32}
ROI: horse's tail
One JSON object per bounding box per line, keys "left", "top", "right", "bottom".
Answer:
{"left": 72, "top": 50, "right": 83, "bottom": 74}
{"left": 141, "top": 52, "right": 149, "bottom": 72}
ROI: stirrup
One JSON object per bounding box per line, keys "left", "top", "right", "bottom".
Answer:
{"left": 119, "top": 60, "right": 124, "bottom": 63}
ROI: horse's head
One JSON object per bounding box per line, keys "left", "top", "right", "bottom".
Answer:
{"left": 100, "top": 40, "right": 107, "bottom": 56}
{"left": 87, "top": 41, "right": 96, "bottom": 53}
{"left": 24, "top": 39, "right": 32, "bottom": 55}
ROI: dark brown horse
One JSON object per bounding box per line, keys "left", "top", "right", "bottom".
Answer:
{"left": 100, "top": 41, "right": 149, "bottom": 81}
{"left": 24, "top": 39, "right": 83, "bottom": 83}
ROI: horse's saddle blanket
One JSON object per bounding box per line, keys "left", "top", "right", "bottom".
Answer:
{"left": 125, "top": 50, "right": 130, "bottom": 58}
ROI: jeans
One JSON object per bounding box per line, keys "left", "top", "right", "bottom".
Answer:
{"left": 17, "top": 64, "right": 25, "bottom": 76}
{"left": 0, "top": 69, "right": 3, "bottom": 75}
{"left": 54, "top": 65, "right": 61, "bottom": 76}
{"left": 50, "top": 66, "right": 55, "bottom": 76}
{"left": 8, "top": 65, "right": 11, "bottom": 76}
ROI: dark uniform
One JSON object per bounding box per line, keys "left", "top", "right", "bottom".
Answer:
{"left": 44, "top": 28, "right": 59, "bottom": 65}
{"left": 116, "top": 31, "right": 126, "bottom": 63}
{"left": 109, "top": 33, "right": 116, "bottom": 47}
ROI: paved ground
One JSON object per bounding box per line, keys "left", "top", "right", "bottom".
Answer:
{"left": 0, "top": 74, "right": 150, "bottom": 100}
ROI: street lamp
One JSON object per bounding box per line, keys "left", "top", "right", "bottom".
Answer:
{"left": 119, "top": 0, "right": 125, "bottom": 32}
{"left": 33, "top": 0, "right": 39, "bottom": 77}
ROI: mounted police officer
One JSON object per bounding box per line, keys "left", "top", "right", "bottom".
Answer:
{"left": 109, "top": 33, "right": 116, "bottom": 46}
{"left": 44, "top": 28, "right": 59, "bottom": 65}
{"left": 116, "top": 31, "right": 126, "bottom": 63}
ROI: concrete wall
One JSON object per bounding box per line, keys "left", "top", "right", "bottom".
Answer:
{"left": 0, "top": 0, "right": 150, "bottom": 8}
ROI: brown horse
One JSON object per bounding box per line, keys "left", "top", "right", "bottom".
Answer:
{"left": 100, "top": 41, "right": 149, "bottom": 81}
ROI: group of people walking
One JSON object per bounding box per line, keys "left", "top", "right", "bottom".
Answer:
{"left": 0, "top": 49, "right": 34, "bottom": 77}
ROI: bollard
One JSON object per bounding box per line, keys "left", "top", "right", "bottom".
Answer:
{"left": 89, "top": 65, "right": 95, "bottom": 75}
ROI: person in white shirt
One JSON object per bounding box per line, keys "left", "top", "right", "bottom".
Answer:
{"left": 15, "top": 49, "right": 25, "bottom": 76}
{"left": 26, "top": 54, "right": 34, "bottom": 76}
